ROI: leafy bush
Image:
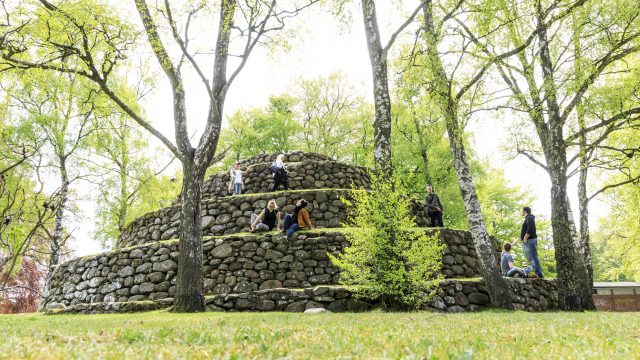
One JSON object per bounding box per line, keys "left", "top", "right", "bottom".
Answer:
{"left": 330, "top": 173, "right": 444, "bottom": 310}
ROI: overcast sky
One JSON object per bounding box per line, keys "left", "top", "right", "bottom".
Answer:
{"left": 69, "top": 1, "right": 607, "bottom": 257}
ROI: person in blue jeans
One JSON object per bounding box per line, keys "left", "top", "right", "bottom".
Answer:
{"left": 521, "top": 206, "right": 544, "bottom": 278}
{"left": 228, "top": 161, "right": 243, "bottom": 195}
{"left": 282, "top": 199, "right": 314, "bottom": 238}
{"left": 500, "top": 242, "right": 531, "bottom": 277}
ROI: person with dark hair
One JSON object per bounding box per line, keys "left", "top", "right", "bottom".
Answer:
{"left": 282, "top": 199, "right": 314, "bottom": 238}
{"left": 521, "top": 206, "right": 544, "bottom": 278}
{"left": 500, "top": 243, "right": 530, "bottom": 277}
{"left": 425, "top": 185, "right": 444, "bottom": 227}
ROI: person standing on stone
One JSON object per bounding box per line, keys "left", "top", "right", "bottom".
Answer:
{"left": 269, "top": 154, "right": 289, "bottom": 192}
{"left": 521, "top": 206, "right": 544, "bottom": 278}
{"left": 500, "top": 242, "right": 530, "bottom": 277}
{"left": 282, "top": 199, "right": 314, "bottom": 238}
{"left": 228, "top": 161, "right": 243, "bottom": 195}
{"left": 250, "top": 199, "right": 282, "bottom": 232}
{"left": 425, "top": 185, "right": 444, "bottom": 227}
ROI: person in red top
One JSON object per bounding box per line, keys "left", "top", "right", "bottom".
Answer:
{"left": 282, "top": 199, "right": 314, "bottom": 238}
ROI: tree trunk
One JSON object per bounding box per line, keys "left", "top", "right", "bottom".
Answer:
{"left": 421, "top": 1, "right": 512, "bottom": 309}
{"left": 49, "top": 155, "right": 69, "bottom": 269}
{"left": 577, "top": 164, "right": 595, "bottom": 309}
{"left": 118, "top": 124, "right": 129, "bottom": 234}
{"left": 536, "top": 8, "right": 591, "bottom": 310}
{"left": 573, "top": 14, "right": 595, "bottom": 310}
{"left": 173, "top": 159, "right": 206, "bottom": 312}
{"left": 413, "top": 117, "right": 433, "bottom": 185}
{"left": 447, "top": 116, "right": 513, "bottom": 309}
{"left": 546, "top": 151, "right": 587, "bottom": 310}
{"left": 361, "top": 0, "right": 393, "bottom": 178}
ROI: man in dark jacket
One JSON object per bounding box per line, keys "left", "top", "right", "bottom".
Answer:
{"left": 521, "top": 206, "right": 544, "bottom": 278}
{"left": 425, "top": 185, "right": 444, "bottom": 227}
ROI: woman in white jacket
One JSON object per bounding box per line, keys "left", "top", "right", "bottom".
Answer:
{"left": 228, "top": 161, "right": 243, "bottom": 195}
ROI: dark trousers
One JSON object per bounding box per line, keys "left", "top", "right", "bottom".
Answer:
{"left": 428, "top": 210, "right": 444, "bottom": 227}
{"left": 272, "top": 171, "right": 289, "bottom": 191}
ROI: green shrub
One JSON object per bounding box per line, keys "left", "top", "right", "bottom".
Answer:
{"left": 330, "top": 173, "right": 444, "bottom": 310}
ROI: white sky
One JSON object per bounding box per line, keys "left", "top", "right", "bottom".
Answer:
{"left": 69, "top": 1, "right": 608, "bottom": 257}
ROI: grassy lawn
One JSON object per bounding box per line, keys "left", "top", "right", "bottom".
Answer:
{"left": 0, "top": 310, "right": 638, "bottom": 359}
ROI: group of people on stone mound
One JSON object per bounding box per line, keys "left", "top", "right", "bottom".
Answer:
{"left": 230, "top": 155, "right": 543, "bottom": 279}
{"left": 228, "top": 154, "right": 289, "bottom": 195}
{"left": 424, "top": 185, "right": 544, "bottom": 279}
{"left": 249, "top": 198, "right": 315, "bottom": 238}
{"left": 501, "top": 207, "right": 545, "bottom": 279}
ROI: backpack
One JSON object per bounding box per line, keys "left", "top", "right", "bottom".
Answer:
{"left": 269, "top": 162, "right": 279, "bottom": 174}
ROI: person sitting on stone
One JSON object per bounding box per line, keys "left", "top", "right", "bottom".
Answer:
{"left": 500, "top": 242, "right": 531, "bottom": 278}
{"left": 269, "top": 154, "right": 289, "bottom": 192}
{"left": 250, "top": 199, "right": 282, "bottom": 232}
{"left": 228, "top": 161, "right": 243, "bottom": 195}
{"left": 282, "top": 199, "right": 314, "bottom": 238}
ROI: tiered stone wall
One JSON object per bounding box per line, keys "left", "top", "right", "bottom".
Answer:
{"left": 42, "top": 229, "right": 490, "bottom": 309}
{"left": 207, "top": 279, "right": 558, "bottom": 313}
{"left": 236, "top": 151, "right": 332, "bottom": 168}
{"left": 423, "top": 279, "right": 558, "bottom": 312}
{"left": 43, "top": 151, "right": 558, "bottom": 314}
{"left": 47, "top": 279, "right": 557, "bottom": 314}
{"left": 202, "top": 160, "right": 371, "bottom": 198}
{"left": 117, "top": 190, "right": 432, "bottom": 248}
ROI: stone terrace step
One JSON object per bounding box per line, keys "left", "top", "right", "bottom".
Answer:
{"left": 236, "top": 151, "right": 333, "bottom": 168}
{"left": 202, "top": 159, "right": 371, "bottom": 199}
{"left": 42, "top": 229, "right": 491, "bottom": 309}
{"left": 118, "top": 189, "right": 431, "bottom": 248}
{"left": 208, "top": 278, "right": 558, "bottom": 313}
{"left": 45, "top": 278, "right": 559, "bottom": 314}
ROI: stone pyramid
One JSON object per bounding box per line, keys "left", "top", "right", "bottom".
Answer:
{"left": 42, "top": 151, "right": 557, "bottom": 313}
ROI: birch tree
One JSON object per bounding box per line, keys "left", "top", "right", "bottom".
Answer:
{"left": 0, "top": 107, "right": 55, "bottom": 294}
{"left": 483, "top": 0, "right": 640, "bottom": 310}
{"left": 359, "top": 0, "right": 427, "bottom": 177}
{"left": 414, "top": 0, "right": 518, "bottom": 308}
{"left": 2, "top": 71, "right": 95, "bottom": 270}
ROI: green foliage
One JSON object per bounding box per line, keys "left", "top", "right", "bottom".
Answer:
{"left": 92, "top": 111, "right": 180, "bottom": 249}
{"left": 222, "top": 95, "right": 301, "bottom": 165}
{"left": 0, "top": 168, "right": 50, "bottom": 271}
{"left": 330, "top": 174, "right": 444, "bottom": 310}
{"left": 0, "top": 121, "right": 52, "bottom": 276}
{"left": 218, "top": 72, "right": 373, "bottom": 171}
{"left": 587, "top": 111, "right": 640, "bottom": 281}
{"left": 592, "top": 183, "right": 640, "bottom": 282}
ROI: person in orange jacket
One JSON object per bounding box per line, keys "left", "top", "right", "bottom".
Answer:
{"left": 282, "top": 199, "right": 314, "bottom": 238}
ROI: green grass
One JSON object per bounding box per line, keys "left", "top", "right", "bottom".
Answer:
{"left": 0, "top": 311, "right": 638, "bottom": 359}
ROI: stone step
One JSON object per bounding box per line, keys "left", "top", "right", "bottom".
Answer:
{"left": 235, "top": 151, "right": 333, "bottom": 168}
{"left": 201, "top": 159, "right": 371, "bottom": 199}
{"left": 207, "top": 278, "right": 558, "bottom": 313}
{"left": 118, "top": 189, "right": 431, "bottom": 248}
{"left": 45, "top": 278, "right": 559, "bottom": 314}
{"left": 41, "top": 228, "right": 494, "bottom": 310}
